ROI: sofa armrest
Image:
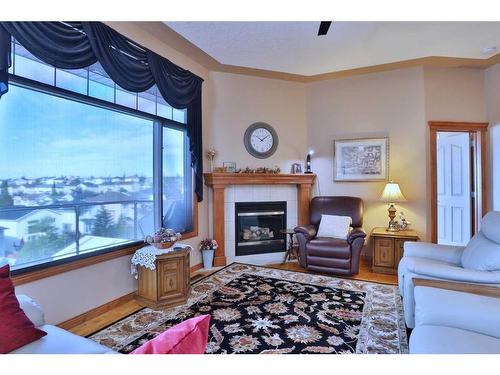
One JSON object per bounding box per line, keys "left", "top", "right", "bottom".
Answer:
{"left": 347, "top": 227, "right": 366, "bottom": 244}
{"left": 405, "top": 259, "right": 500, "bottom": 284}
{"left": 16, "top": 294, "right": 46, "bottom": 327}
{"left": 403, "top": 241, "right": 464, "bottom": 265}
{"left": 414, "top": 285, "right": 500, "bottom": 338}
{"left": 294, "top": 225, "right": 317, "bottom": 240}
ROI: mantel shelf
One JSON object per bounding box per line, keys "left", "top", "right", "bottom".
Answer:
{"left": 204, "top": 173, "right": 316, "bottom": 187}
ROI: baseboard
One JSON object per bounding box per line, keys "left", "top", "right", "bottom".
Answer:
{"left": 57, "top": 262, "right": 204, "bottom": 331}
{"left": 57, "top": 291, "right": 137, "bottom": 331}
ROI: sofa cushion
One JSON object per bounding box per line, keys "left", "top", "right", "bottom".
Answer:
{"left": 131, "top": 314, "right": 210, "bottom": 354}
{"left": 307, "top": 237, "right": 351, "bottom": 259}
{"left": 410, "top": 325, "right": 500, "bottom": 354}
{"left": 316, "top": 214, "right": 352, "bottom": 239}
{"left": 0, "top": 264, "right": 47, "bottom": 354}
{"left": 10, "top": 324, "right": 115, "bottom": 354}
{"left": 461, "top": 232, "right": 500, "bottom": 271}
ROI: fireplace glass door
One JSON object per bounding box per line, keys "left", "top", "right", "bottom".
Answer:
{"left": 235, "top": 201, "right": 286, "bottom": 256}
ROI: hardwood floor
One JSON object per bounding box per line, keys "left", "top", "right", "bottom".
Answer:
{"left": 267, "top": 256, "right": 398, "bottom": 285}
{"left": 69, "top": 256, "right": 396, "bottom": 337}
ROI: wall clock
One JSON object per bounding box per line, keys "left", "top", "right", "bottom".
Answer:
{"left": 243, "top": 122, "right": 279, "bottom": 159}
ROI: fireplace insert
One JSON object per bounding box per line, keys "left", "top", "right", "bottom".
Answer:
{"left": 235, "top": 201, "right": 287, "bottom": 256}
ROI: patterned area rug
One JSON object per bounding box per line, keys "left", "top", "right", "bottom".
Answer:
{"left": 89, "top": 263, "right": 408, "bottom": 354}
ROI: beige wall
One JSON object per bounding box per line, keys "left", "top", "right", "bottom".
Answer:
{"left": 423, "top": 67, "right": 487, "bottom": 122}
{"left": 305, "top": 68, "right": 428, "bottom": 255}
{"left": 485, "top": 63, "right": 500, "bottom": 210}
{"left": 206, "top": 72, "right": 307, "bottom": 172}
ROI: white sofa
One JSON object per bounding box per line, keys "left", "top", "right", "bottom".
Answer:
{"left": 410, "top": 282, "right": 500, "bottom": 354}
{"left": 11, "top": 295, "right": 115, "bottom": 354}
{"left": 398, "top": 211, "right": 500, "bottom": 328}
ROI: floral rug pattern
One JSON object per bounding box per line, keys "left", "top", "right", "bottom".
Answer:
{"left": 89, "top": 263, "right": 408, "bottom": 354}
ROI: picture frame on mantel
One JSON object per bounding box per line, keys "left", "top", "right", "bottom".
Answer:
{"left": 333, "top": 137, "right": 389, "bottom": 181}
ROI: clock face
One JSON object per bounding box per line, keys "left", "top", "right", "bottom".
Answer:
{"left": 250, "top": 128, "right": 274, "bottom": 153}
{"left": 244, "top": 122, "right": 279, "bottom": 159}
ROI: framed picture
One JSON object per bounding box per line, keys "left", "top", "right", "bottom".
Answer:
{"left": 333, "top": 137, "right": 389, "bottom": 181}
{"left": 223, "top": 161, "right": 237, "bottom": 173}
{"left": 291, "top": 163, "right": 303, "bottom": 174}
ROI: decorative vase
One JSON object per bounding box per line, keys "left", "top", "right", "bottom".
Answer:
{"left": 152, "top": 242, "right": 174, "bottom": 249}
{"left": 202, "top": 248, "right": 215, "bottom": 269}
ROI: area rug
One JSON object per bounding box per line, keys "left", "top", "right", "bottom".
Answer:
{"left": 89, "top": 263, "right": 408, "bottom": 354}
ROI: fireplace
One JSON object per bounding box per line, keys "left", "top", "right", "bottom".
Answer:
{"left": 235, "top": 201, "right": 287, "bottom": 256}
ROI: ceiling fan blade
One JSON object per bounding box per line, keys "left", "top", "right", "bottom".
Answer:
{"left": 317, "top": 21, "right": 332, "bottom": 36}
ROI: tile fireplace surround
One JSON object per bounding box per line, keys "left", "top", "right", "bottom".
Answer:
{"left": 204, "top": 173, "right": 316, "bottom": 266}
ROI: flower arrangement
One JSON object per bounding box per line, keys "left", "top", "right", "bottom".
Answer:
{"left": 206, "top": 148, "right": 217, "bottom": 172}
{"left": 199, "top": 238, "right": 218, "bottom": 251}
{"left": 145, "top": 228, "right": 181, "bottom": 249}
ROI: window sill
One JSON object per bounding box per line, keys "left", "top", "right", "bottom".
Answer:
{"left": 11, "top": 242, "right": 145, "bottom": 286}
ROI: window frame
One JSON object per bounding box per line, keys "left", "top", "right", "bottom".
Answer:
{"left": 4, "top": 74, "right": 198, "bottom": 282}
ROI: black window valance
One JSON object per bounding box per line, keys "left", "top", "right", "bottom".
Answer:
{"left": 0, "top": 21, "right": 204, "bottom": 202}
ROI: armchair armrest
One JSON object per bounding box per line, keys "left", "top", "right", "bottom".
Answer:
{"left": 403, "top": 241, "right": 464, "bottom": 265}
{"left": 414, "top": 284, "right": 500, "bottom": 338}
{"left": 16, "top": 294, "right": 46, "bottom": 327}
{"left": 347, "top": 227, "right": 366, "bottom": 244}
{"left": 294, "top": 225, "right": 317, "bottom": 240}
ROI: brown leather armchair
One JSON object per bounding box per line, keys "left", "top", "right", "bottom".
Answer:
{"left": 294, "top": 196, "right": 366, "bottom": 276}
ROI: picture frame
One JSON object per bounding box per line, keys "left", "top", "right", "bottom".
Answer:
{"left": 333, "top": 137, "right": 389, "bottom": 181}
{"left": 223, "top": 161, "right": 237, "bottom": 173}
{"left": 291, "top": 163, "right": 303, "bottom": 174}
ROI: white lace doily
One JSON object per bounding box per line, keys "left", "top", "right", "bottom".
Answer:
{"left": 130, "top": 243, "right": 192, "bottom": 278}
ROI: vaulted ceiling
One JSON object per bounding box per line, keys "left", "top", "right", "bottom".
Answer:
{"left": 164, "top": 22, "right": 500, "bottom": 76}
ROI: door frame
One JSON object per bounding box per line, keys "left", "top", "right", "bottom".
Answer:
{"left": 429, "top": 121, "right": 489, "bottom": 244}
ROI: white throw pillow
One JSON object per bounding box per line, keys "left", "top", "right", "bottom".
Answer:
{"left": 316, "top": 214, "right": 352, "bottom": 239}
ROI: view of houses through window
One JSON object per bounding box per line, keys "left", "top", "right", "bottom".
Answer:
{"left": 0, "top": 39, "right": 192, "bottom": 272}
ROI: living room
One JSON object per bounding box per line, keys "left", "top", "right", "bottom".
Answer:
{"left": 1, "top": 1, "right": 499, "bottom": 372}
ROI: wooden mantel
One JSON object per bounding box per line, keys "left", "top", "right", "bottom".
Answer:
{"left": 204, "top": 173, "right": 316, "bottom": 267}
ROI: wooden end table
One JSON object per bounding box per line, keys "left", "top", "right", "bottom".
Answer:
{"left": 281, "top": 229, "right": 299, "bottom": 263}
{"left": 136, "top": 247, "right": 191, "bottom": 308}
{"left": 371, "top": 227, "right": 419, "bottom": 274}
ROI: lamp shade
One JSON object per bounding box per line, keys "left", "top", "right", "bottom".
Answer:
{"left": 379, "top": 182, "right": 407, "bottom": 203}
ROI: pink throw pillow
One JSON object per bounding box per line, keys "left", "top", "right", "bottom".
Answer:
{"left": 131, "top": 314, "right": 210, "bottom": 354}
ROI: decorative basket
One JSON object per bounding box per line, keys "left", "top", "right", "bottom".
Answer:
{"left": 152, "top": 242, "right": 175, "bottom": 249}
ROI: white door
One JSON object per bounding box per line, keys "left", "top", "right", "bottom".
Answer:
{"left": 437, "top": 132, "right": 471, "bottom": 246}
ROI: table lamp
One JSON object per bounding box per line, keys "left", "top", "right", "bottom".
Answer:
{"left": 379, "top": 181, "right": 407, "bottom": 232}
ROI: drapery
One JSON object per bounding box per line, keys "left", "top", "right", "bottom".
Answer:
{"left": 0, "top": 21, "right": 204, "bottom": 201}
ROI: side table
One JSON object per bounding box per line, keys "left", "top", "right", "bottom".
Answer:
{"left": 371, "top": 227, "right": 419, "bottom": 274}
{"left": 135, "top": 246, "right": 191, "bottom": 308}
{"left": 281, "top": 229, "right": 299, "bottom": 263}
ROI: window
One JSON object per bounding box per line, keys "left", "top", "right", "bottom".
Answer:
{"left": 0, "top": 39, "right": 194, "bottom": 273}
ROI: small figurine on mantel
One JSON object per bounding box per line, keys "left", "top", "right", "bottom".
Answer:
{"left": 398, "top": 211, "right": 411, "bottom": 230}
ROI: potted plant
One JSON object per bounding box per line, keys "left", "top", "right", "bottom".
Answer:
{"left": 199, "top": 238, "right": 218, "bottom": 269}
{"left": 145, "top": 228, "right": 182, "bottom": 249}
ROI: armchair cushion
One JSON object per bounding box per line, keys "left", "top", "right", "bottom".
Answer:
{"left": 316, "top": 214, "right": 352, "bottom": 239}
{"left": 403, "top": 241, "right": 463, "bottom": 265}
{"left": 294, "top": 225, "right": 317, "bottom": 240}
{"left": 307, "top": 237, "right": 350, "bottom": 259}
{"left": 462, "top": 232, "right": 500, "bottom": 271}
